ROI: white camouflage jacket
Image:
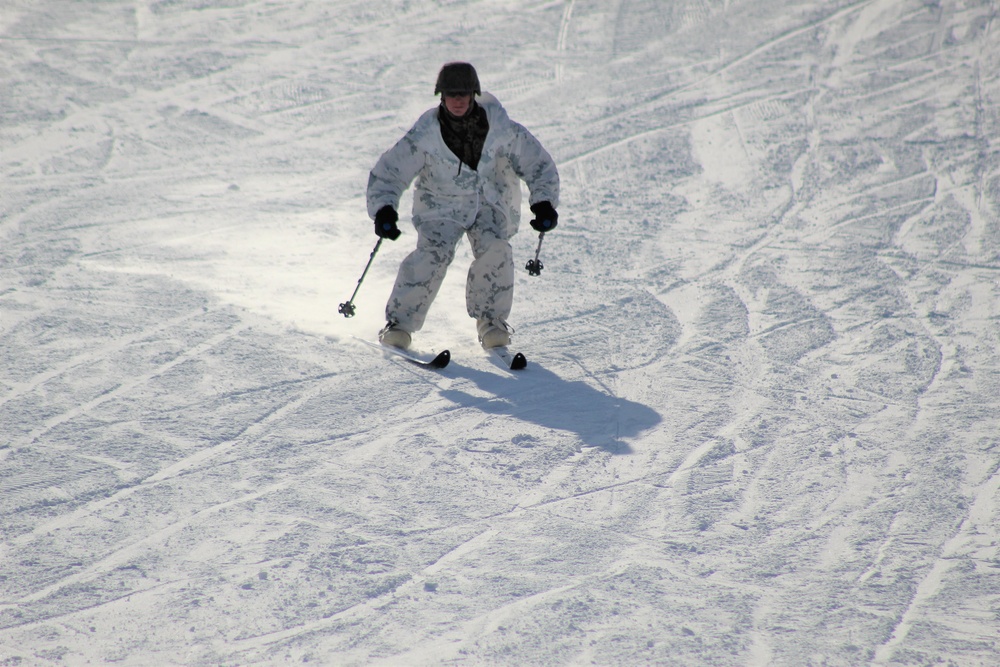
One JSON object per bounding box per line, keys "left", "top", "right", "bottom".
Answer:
{"left": 367, "top": 92, "right": 559, "bottom": 235}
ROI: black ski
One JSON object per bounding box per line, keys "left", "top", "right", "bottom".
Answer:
{"left": 358, "top": 338, "right": 451, "bottom": 369}
{"left": 489, "top": 346, "right": 527, "bottom": 370}
{"left": 388, "top": 345, "right": 451, "bottom": 369}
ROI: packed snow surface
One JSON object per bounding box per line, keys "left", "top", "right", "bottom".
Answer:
{"left": 2, "top": 1, "right": 999, "bottom": 665}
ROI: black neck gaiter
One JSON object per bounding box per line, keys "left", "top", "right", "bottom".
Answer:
{"left": 438, "top": 102, "right": 489, "bottom": 171}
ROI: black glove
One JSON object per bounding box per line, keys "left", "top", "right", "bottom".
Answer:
{"left": 529, "top": 201, "right": 558, "bottom": 233}
{"left": 374, "top": 206, "right": 401, "bottom": 240}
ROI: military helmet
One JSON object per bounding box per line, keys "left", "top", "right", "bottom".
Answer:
{"left": 434, "top": 62, "right": 480, "bottom": 96}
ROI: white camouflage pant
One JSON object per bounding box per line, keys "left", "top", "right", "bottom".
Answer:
{"left": 386, "top": 205, "right": 513, "bottom": 332}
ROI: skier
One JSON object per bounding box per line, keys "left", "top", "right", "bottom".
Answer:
{"left": 367, "top": 61, "right": 560, "bottom": 351}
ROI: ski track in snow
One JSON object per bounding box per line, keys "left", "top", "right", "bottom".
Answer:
{"left": 3, "top": 0, "right": 1000, "bottom": 665}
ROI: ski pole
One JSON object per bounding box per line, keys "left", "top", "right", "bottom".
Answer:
{"left": 338, "top": 238, "right": 383, "bottom": 317}
{"left": 525, "top": 232, "right": 545, "bottom": 276}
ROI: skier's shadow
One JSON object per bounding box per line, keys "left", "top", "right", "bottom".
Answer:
{"left": 439, "top": 358, "right": 661, "bottom": 454}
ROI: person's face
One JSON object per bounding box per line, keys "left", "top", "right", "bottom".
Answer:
{"left": 443, "top": 92, "right": 473, "bottom": 117}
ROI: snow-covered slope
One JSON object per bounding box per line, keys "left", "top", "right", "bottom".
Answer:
{"left": 2, "top": 1, "right": 999, "bottom": 665}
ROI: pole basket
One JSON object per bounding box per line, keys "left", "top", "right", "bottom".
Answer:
{"left": 526, "top": 232, "right": 545, "bottom": 276}
{"left": 338, "top": 237, "right": 383, "bottom": 318}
